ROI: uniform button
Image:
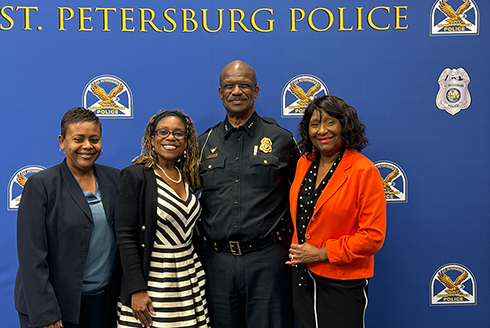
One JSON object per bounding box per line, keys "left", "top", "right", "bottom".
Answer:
{"left": 141, "top": 226, "right": 146, "bottom": 231}
{"left": 264, "top": 160, "right": 268, "bottom": 164}
{"left": 235, "top": 179, "right": 239, "bottom": 183}
{"left": 305, "top": 234, "right": 310, "bottom": 239}
{"left": 208, "top": 164, "right": 212, "bottom": 169}
{"left": 235, "top": 157, "right": 239, "bottom": 161}
{"left": 141, "top": 244, "right": 145, "bottom": 248}
{"left": 233, "top": 200, "right": 238, "bottom": 205}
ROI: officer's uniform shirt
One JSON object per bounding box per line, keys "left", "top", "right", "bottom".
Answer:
{"left": 198, "top": 111, "right": 300, "bottom": 242}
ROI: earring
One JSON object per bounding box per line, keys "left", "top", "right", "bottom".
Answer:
{"left": 59, "top": 148, "right": 65, "bottom": 155}
{"left": 183, "top": 150, "right": 187, "bottom": 158}
{"left": 100, "top": 149, "right": 104, "bottom": 155}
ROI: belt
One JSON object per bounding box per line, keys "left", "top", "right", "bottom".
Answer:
{"left": 209, "top": 232, "right": 279, "bottom": 256}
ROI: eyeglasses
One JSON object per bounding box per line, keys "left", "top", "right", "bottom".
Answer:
{"left": 154, "top": 129, "right": 187, "bottom": 139}
{"left": 221, "top": 83, "right": 255, "bottom": 91}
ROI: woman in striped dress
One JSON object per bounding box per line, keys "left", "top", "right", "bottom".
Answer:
{"left": 115, "top": 110, "right": 210, "bottom": 328}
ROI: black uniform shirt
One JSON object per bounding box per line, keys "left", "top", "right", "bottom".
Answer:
{"left": 198, "top": 111, "right": 300, "bottom": 242}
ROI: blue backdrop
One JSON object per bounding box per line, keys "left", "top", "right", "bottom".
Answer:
{"left": 2, "top": 0, "right": 488, "bottom": 326}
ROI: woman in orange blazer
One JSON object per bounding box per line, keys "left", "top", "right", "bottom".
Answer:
{"left": 286, "top": 95, "right": 386, "bottom": 328}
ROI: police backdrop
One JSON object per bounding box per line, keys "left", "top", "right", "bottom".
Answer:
{"left": 1, "top": 0, "right": 488, "bottom": 326}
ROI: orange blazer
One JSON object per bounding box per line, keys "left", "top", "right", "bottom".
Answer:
{"left": 290, "top": 149, "right": 386, "bottom": 280}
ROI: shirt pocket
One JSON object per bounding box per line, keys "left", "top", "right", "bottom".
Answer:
{"left": 200, "top": 156, "right": 226, "bottom": 190}
{"left": 248, "top": 154, "right": 280, "bottom": 189}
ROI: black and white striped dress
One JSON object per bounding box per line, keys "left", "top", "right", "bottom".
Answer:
{"left": 117, "top": 174, "right": 210, "bottom": 328}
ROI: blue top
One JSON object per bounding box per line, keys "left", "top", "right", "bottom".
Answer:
{"left": 81, "top": 180, "right": 116, "bottom": 295}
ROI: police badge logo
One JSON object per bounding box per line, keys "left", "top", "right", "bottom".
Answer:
{"left": 430, "top": 0, "right": 479, "bottom": 36}
{"left": 435, "top": 68, "right": 471, "bottom": 115}
{"left": 430, "top": 263, "right": 476, "bottom": 306}
{"left": 375, "top": 160, "right": 407, "bottom": 203}
{"left": 82, "top": 75, "right": 133, "bottom": 118}
{"left": 7, "top": 165, "right": 46, "bottom": 211}
{"left": 259, "top": 137, "right": 272, "bottom": 153}
{"left": 281, "top": 74, "right": 328, "bottom": 118}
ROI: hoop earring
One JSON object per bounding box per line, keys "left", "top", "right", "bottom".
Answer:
{"left": 59, "top": 148, "right": 65, "bottom": 155}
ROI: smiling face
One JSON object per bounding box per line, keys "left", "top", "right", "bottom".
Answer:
{"left": 308, "top": 110, "right": 344, "bottom": 160}
{"left": 58, "top": 121, "right": 102, "bottom": 175}
{"left": 151, "top": 116, "right": 187, "bottom": 166}
{"left": 219, "top": 61, "right": 259, "bottom": 121}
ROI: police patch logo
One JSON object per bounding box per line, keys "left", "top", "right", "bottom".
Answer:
{"left": 374, "top": 161, "right": 407, "bottom": 203}
{"left": 82, "top": 75, "right": 133, "bottom": 119}
{"left": 435, "top": 68, "right": 471, "bottom": 115}
{"left": 281, "top": 74, "right": 328, "bottom": 118}
{"left": 430, "top": 263, "right": 476, "bottom": 306}
{"left": 7, "top": 165, "right": 46, "bottom": 211}
{"left": 430, "top": 0, "right": 479, "bottom": 36}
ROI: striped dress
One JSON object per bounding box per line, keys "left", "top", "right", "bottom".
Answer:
{"left": 117, "top": 174, "right": 210, "bottom": 328}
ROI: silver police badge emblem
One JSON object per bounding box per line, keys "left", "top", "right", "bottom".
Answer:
{"left": 435, "top": 68, "right": 471, "bottom": 115}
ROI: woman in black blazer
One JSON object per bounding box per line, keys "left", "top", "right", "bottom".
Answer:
{"left": 14, "top": 107, "right": 119, "bottom": 328}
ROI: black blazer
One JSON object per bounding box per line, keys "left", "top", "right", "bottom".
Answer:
{"left": 14, "top": 159, "right": 119, "bottom": 327}
{"left": 115, "top": 164, "right": 159, "bottom": 307}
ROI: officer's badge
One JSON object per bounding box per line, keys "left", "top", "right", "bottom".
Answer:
{"left": 435, "top": 67, "right": 471, "bottom": 115}
{"left": 259, "top": 137, "right": 272, "bottom": 153}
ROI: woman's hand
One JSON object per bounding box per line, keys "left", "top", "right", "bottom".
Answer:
{"left": 41, "top": 320, "right": 63, "bottom": 328}
{"left": 286, "top": 243, "right": 328, "bottom": 265}
{"left": 131, "top": 290, "right": 156, "bottom": 327}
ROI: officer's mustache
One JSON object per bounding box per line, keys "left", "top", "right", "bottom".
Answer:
{"left": 229, "top": 96, "right": 248, "bottom": 101}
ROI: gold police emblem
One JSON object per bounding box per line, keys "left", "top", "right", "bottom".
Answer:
{"left": 259, "top": 137, "right": 272, "bottom": 153}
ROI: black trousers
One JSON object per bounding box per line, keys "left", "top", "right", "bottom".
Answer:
{"left": 292, "top": 270, "right": 369, "bottom": 328}
{"left": 201, "top": 242, "right": 294, "bottom": 328}
{"left": 18, "top": 288, "right": 116, "bottom": 328}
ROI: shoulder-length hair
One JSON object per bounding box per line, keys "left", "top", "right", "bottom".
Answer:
{"left": 132, "top": 110, "right": 201, "bottom": 191}
{"left": 297, "top": 95, "right": 368, "bottom": 159}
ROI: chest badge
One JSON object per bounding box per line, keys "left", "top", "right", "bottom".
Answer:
{"left": 259, "top": 137, "right": 272, "bottom": 153}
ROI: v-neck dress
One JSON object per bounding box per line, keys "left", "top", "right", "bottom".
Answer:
{"left": 117, "top": 173, "right": 210, "bottom": 327}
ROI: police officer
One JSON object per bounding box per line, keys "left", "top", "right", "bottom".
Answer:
{"left": 198, "top": 60, "right": 299, "bottom": 328}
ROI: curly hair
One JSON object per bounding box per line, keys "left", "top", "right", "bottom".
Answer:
{"left": 297, "top": 95, "right": 368, "bottom": 159}
{"left": 133, "top": 110, "right": 201, "bottom": 191}
{"left": 60, "top": 107, "right": 101, "bottom": 138}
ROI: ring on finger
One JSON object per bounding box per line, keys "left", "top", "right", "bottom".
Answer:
{"left": 291, "top": 255, "right": 294, "bottom": 260}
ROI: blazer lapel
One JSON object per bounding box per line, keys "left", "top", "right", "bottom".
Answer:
{"left": 60, "top": 160, "right": 93, "bottom": 222}
{"left": 312, "top": 150, "right": 354, "bottom": 217}
{"left": 144, "top": 167, "right": 159, "bottom": 238}
{"left": 94, "top": 165, "right": 114, "bottom": 224}
{"left": 291, "top": 156, "right": 311, "bottom": 221}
